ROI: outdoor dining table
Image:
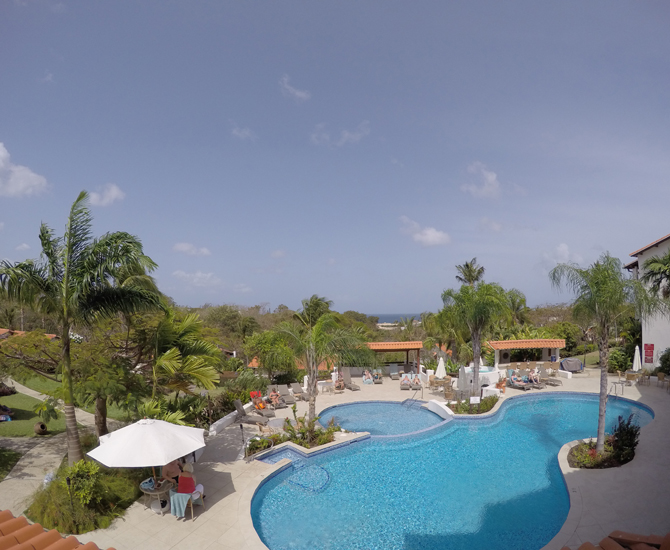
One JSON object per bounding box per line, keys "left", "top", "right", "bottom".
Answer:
{"left": 140, "top": 479, "right": 174, "bottom": 515}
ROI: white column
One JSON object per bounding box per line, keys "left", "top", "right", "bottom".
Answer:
{"left": 494, "top": 349, "right": 500, "bottom": 368}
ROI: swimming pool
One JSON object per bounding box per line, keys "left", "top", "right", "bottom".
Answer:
{"left": 318, "top": 401, "right": 444, "bottom": 436}
{"left": 251, "top": 393, "right": 653, "bottom": 550}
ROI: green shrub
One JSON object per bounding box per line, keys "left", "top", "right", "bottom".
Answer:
{"left": 607, "top": 348, "right": 631, "bottom": 373}
{"left": 658, "top": 348, "right": 670, "bottom": 375}
{"left": 568, "top": 440, "right": 613, "bottom": 469}
{"left": 610, "top": 414, "right": 640, "bottom": 464}
{"left": 479, "top": 395, "right": 499, "bottom": 413}
{"left": 448, "top": 395, "right": 498, "bottom": 414}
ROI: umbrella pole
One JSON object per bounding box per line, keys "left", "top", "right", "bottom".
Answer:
{"left": 152, "top": 466, "right": 157, "bottom": 482}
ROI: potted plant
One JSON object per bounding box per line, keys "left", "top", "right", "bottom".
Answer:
{"left": 33, "top": 396, "right": 60, "bottom": 435}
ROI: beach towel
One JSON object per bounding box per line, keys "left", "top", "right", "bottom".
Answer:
{"left": 169, "top": 489, "right": 191, "bottom": 518}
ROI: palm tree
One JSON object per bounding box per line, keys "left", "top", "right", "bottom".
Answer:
{"left": 0, "top": 191, "right": 162, "bottom": 464}
{"left": 279, "top": 298, "right": 368, "bottom": 420}
{"left": 295, "top": 294, "right": 333, "bottom": 327}
{"left": 455, "top": 257, "right": 485, "bottom": 287}
{"left": 150, "top": 311, "right": 220, "bottom": 400}
{"left": 506, "top": 289, "right": 530, "bottom": 326}
{"left": 641, "top": 249, "right": 670, "bottom": 298}
{"left": 441, "top": 282, "right": 509, "bottom": 391}
{"left": 550, "top": 252, "right": 662, "bottom": 453}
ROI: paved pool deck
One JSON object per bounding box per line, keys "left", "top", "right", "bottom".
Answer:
{"left": 2, "top": 371, "right": 669, "bottom": 549}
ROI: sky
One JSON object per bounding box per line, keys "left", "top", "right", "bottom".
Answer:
{"left": 1, "top": 1, "right": 670, "bottom": 315}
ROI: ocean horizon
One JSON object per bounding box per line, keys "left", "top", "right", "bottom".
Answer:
{"left": 369, "top": 313, "right": 421, "bottom": 323}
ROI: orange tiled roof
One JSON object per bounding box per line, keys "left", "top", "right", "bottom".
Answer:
{"left": 487, "top": 339, "right": 565, "bottom": 350}
{"left": 248, "top": 356, "right": 331, "bottom": 371}
{"left": 630, "top": 232, "right": 670, "bottom": 257}
{"left": 366, "top": 341, "right": 423, "bottom": 351}
{"left": 0, "top": 509, "right": 115, "bottom": 549}
{"left": 0, "top": 328, "right": 58, "bottom": 340}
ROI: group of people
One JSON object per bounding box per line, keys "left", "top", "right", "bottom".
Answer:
{"left": 251, "top": 388, "right": 283, "bottom": 410}
{"left": 400, "top": 374, "right": 421, "bottom": 387}
{"left": 509, "top": 367, "right": 541, "bottom": 386}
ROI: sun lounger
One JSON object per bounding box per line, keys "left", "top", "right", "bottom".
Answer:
{"left": 373, "top": 369, "right": 383, "bottom": 384}
{"left": 234, "top": 399, "right": 269, "bottom": 425}
{"left": 410, "top": 375, "right": 422, "bottom": 390}
{"left": 507, "top": 370, "right": 531, "bottom": 391}
{"left": 342, "top": 367, "right": 360, "bottom": 391}
{"left": 249, "top": 391, "right": 276, "bottom": 417}
{"left": 389, "top": 364, "right": 400, "bottom": 380}
{"left": 277, "top": 384, "right": 296, "bottom": 404}
{"left": 399, "top": 375, "right": 412, "bottom": 390}
{"left": 290, "top": 382, "right": 307, "bottom": 400}
{"left": 539, "top": 366, "right": 562, "bottom": 386}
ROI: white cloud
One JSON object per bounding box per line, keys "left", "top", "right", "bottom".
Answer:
{"left": 173, "top": 242, "right": 212, "bottom": 257}
{"left": 15, "top": 243, "right": 30, "bottom": 251}
{"left": 233, "top": 283, "right": 253, "bottom": 294}
{"left": 270, "top": 249, "right": 286, "bottom": 258}
{"left": 542, "top": 243, "right": 584, "bottom": 270}
{"left": 310, "top": 121, "right": 371, "bottom": 147}
{"left": 172, "top": 270, "right": 222, "bottom": 288}
{"left": 336, "top": 121, "right": 370, "bottom": 146}
{"left": 279, "top": 74, "right": 311, "bottom": 102}
{"left": 231, "top": 124, "right": 256, "bottom": 141}
{"left": 40, "top": 71, "right": 54, "bottom": 84}
{"left": 480, "top": 217, "right": 502, "bottom": 232}
{"left": 400, "top": 216, "right": 451, "bottom": 247}
{"left": 89, "top": 183, "right": 125, "bottom": 206}
{"left": 0, "top": 143, "right": 48, "bottom": 198}
{"left": 461, "top": 161, "right": 502, "bottom": 199}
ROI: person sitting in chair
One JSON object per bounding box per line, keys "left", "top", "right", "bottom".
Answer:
{"left": 160, "top": 459, "right": 182, "bottom": 484}
{"left": 363, "top": 370, "right": 374, "bottom": 384}
{"left": 412, "top": 375, "right": 421, "bottom": 386}
{"left": 528, "top": 369, "right": 540, "bottom": 384}
{"left": 401, "top": 374, "right": 411, "bottom": 387}
{"left": 177, "top": 463, "right": 205, "bottom": 498}
{"left": 269, "top": 388, "right": 280, "bottom": 405}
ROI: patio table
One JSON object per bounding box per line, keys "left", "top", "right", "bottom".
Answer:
{"left": 140, "top": 479, "right": 174, "bottom": 515}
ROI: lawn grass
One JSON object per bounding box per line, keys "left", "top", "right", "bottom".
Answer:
{"left": 17, "top": 376, "right": 61, "bottom": 396}
{"left": 0, "top": 393, "right": 67, "bottom": 437}
{"left": 0, "top": 448, "right": 22, "bottom": 481}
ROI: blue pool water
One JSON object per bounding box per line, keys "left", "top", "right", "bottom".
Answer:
{"left": 319, "top": 401, "right": 444, "bottom": 436}
{"left": 251, "top": 393, "right": 653, "bottom": 550}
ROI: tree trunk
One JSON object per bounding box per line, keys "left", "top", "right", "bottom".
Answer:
{"left": 62, "top": 326, "right": 84, "bottom": 465}
{"left": 472, "top": 330, "right": 481, "bottom": 395}
{"left": 595, "top": 330, "right": 610, "bottom": 454}
{"left": 307, "top": 346, "right": 318, "bottom": 421}
{"left": 95, "top": 396, "right": 108, "bottom": 437}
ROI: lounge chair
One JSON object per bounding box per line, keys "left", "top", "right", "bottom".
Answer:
{"left": 362, "top": 370, "right": 374, "bottom": 385}
{"left": 249, "top": 391, "right": 276, "bottom": 417}
{"left": 389, "top": 364, "right": 400, "bottom": 380}
{"left": 521, "top": 369, "right": 545, "bottom": 389}
{"left": 507, "top": 370, "right": 531, "bottom": 392}
{"left": 290, "top": 382, "right": 307, "bottom": 400}
{"left": 342, "top": 367, "right": 360, "bottom": 391}
{"left": 400, "top": 375, "right": 412, "bottom": 390}
{"left": 277, "top": 384, "right": 296, "bottom": 405}
{"left": 234, "top": 399, "right": 269, "bottom": 425}
{"left": 410, "top": 375, "right": 422, "bottom": 390}
{"left": 539, "top": 366, "right": 562, "bottom": 386}
{"left": 373, "top": 369, "right": 383, "bottom": 384}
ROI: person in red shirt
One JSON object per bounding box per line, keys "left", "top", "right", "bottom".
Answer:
{"left": 177, "top": 463, "right": 205, "bottom": 498}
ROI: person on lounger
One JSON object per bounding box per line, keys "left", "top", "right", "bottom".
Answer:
{"left": 401, "top": 375, "right": 411, "bottom": 386}
{"left": 511, "top": 374, "right": 529, "bottom": 386}
{"left": 335, "top": 374, "right": 345, "bottom": 391}
{"left": 528, "top": 369, "right": 540, "bottom": 384}
{"left": 269, "top": 388, "right": 280, "bottom": 405}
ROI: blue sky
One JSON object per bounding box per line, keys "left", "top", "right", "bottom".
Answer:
{"left": 1, "top": 1, "right": 669, "bottom": 314}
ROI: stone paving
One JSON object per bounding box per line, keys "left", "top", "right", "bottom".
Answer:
{"left": 1, "top": 371, "right": 669, "bottom": 549}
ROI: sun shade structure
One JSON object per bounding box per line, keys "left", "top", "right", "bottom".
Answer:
{"left": 87, "top": 418, "right": 206, "bottom": 468}
{"left": 487, "top": 339, "right": 566, "bottom": 367}
{"left": 366, "top": 341, "right": 423, "bottom": 368}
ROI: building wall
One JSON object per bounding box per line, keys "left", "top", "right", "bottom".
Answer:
{"left": 633, "top": 238, "right": 670, "bottom": 368}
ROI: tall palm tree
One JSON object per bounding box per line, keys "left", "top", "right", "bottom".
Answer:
{"left": 279, "top": 304, "right": 368, "bottom": 420}
{"left": 550, "top": 252, "right": 662, "bottom": 453}
{"left": 455, "top": 257, "right": 485, "bottom": 286}
{"left": 0, "top": 191, "right": 162, "bottom": 464}
{"left": 506, "top": 288, "right": 530, "bottom": 326}
{"left": 441, "top": 282, "right": 509, "bottom": 391}
{"left": 295, "top": 294, "right": 333, "bottom": 328}
{"left": 641, "top": 249, "right": 670, "bottom": 298}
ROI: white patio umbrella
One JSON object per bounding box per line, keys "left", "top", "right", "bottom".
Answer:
{"left": 633, "top": 345, "right": 642, "bottom": 372}
{"left": 435, "top": 357, "right": 447, "bottom": 379}
{"left": 87, "top": 418, "right": 206, "bottom": 469}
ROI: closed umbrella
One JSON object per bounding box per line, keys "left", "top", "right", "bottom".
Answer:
{"left": 435, "top": 357, "right": 447, "bottom": 379}
{"left": 633, "top": 345, "right": 642, "bottom": 372}
{"left": 87, "top": 418, "right": 206, "bottom": 469}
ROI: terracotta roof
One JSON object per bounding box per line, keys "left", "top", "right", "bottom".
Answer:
{"left": 248, "top": 357, "right": 331, "bottom": 371}
{"left": 623, "top": 259, "right": 638, "bottom": 270}
{"left": 0, "top": 329, "right": 58, "bottom": 340}
{"left": 487, "top": 339, "right": 565, "bottom": 350}
{"left": 366, "top": 341, "right": 423, "bottom": 351}
{"left": 0, "top": 509, "right": 115, "bottom": 549}
{"left": 629, "top": 232, "right": 670, "bottom": 257}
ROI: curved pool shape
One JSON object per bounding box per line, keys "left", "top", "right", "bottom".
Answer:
{"left": 318, "top": 401, "right": 444, "bottom": 436}
{"left": 252, "top": 394, "right": 653, "bottom": 550}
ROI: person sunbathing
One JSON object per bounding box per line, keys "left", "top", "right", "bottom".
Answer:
{"left": 269, "top": 388, "right": 280, "bottom": 405}
{"left": 511, "top": 374, "right": 529, "bottom": 386}
{"left": 335, "top": 375, "right": 345, "bottom": 390}
{"left": 528, "top": 369, "right": 540, "bottom": 384}
{"left": 401, "top": 375, "right": 411, "bottom": 386}
{"left": 364, "top": 370, "right": 373, "bottom": 381}
{"left": 413, "top": 375, "right": 421, "bottom": 386}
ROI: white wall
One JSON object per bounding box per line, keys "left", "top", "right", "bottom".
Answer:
{"left": 633, "top": 238, "right": 670, "bottom": 369}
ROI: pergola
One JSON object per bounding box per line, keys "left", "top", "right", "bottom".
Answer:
{"left": 487, "top": 338, "right": 566, "bottom": 367}
{"left": 366, "top": 341, "right": 424, "bottom": 370}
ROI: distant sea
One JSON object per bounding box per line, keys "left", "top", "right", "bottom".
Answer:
{"left": 370, "top": 313, "right": 421, "bottom": 323}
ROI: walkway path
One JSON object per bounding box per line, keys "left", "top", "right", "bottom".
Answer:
{"left": 0, "top": 379, "right": 112, "bottom": 515}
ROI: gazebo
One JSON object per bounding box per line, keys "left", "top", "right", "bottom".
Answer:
{"left": 487, "top": 339, "right": 566, "bottom": 368}
{"left": 366, "top": 341, "right": 424, "bottom": 372}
